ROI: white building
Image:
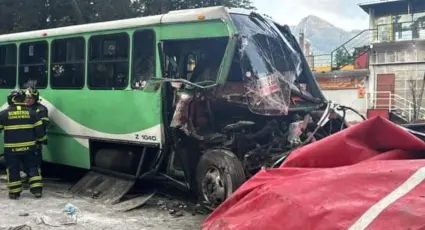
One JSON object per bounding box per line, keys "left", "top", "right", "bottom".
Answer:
{"left": 361, "top": 0, "right": 425, "bottom": 122}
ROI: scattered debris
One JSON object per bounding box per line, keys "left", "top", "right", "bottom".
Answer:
{"left": 170, "top": 210, "right": 184, "bottom": 218}
{"left": 63, "top": 203, "right": 77, "bottom": 215}
{"left": 112, "top": 192, "right": 155, "bottom": 212}
{"left": 70, "top": 171, "right": 135, "bottom": 205}
{"left": 63, "top": 203, "right": 80, "bottom": 224}
{"left": 157, "top": 198, "right": 189, "bottom": 217}
{"left": 193, "top": 203, "right": 211, "bottom": 215}
{"left": 0, "top": 177, "right": 205, "bottom": 229}
{"left": 154, "top": 194, "right": 211, "bottom": 218}
{"left": 2, "top": 225, "right": 31, "bottom": 230}
{"left": 35, "top": 215, "right": 61, "bottom": 227}
{"left": 35, "top": 203, "right": 81, "bottom": 227}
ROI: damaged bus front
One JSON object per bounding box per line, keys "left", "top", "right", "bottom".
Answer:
{"left": 152, "top": 11, "right": 353, "bottom": 208}
{"left": 0, "top": 6, "right": 360, "bottom": 211}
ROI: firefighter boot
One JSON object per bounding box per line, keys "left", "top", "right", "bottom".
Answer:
{"left": 31, "top": 187, "right": 42, "bottom": 198}
{"left": 9, "top": 193, "right": 20, "bottom": 200}
{"left": 34, "top": 193, "right": 42, "bottom": 199}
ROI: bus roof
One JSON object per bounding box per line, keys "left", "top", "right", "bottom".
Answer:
{"left": 0, "top": 6, "right": 250, "bottom": 43}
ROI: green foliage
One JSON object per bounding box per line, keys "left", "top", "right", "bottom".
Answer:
{"left": 333, "top": 47, "right": 354, "bottom": 69}
{"left": 0, "top": 0, "right": 255, "bottom": 34}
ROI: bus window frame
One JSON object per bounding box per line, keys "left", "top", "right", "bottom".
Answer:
{"left": 87, "top": 32, "right": 130, "bottom": 90}
{"left": 131, "top": 29, "right": 156, "bottom": 89}
{"left": 50, "top": 36, "right": 86, "bottom": 90}
{"left": 0, "top": 44, "right": 17, "bottom": 89}
{"left": 19, "top": 40, "right": 49, "bottom": 89}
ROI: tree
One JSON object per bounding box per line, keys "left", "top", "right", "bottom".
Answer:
{"left": 9, "top": 0, "right": 48, "bottom": 33}
{"left": 142, "top": 0, "right": 255, "bottom": 16}
{"left": 333, "top": 47, "right": 354, "bottom": 69}
{"left": 0, "top": 0, "right": 255, "bottom": 34}
{"left": 407, "top": 72, "right": 425, "bottom": 121}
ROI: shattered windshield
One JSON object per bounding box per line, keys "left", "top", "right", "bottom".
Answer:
{"left": 231, "top": 13, "right": 303, "bottom": 116}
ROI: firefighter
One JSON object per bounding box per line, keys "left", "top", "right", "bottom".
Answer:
{"left": 0, "top": 89, "right": 47, "bottom": 199}
{"left": 25, "top": 87, "right": 49, "bottom": 166}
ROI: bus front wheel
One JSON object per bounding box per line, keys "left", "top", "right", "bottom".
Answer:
{"left": 196, "top": 149, "right": 246, "bottom": 208}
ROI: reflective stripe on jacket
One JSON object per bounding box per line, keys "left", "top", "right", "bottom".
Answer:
{"left": 0, "top": 104, "right": 47, "bottom": 154}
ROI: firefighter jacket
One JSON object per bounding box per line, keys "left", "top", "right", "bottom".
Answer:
{"left": 0, "top": 104, "right": 47, "bottom": 155}
{"left": 31, "top": 103, "right": 49, "bottom": 132}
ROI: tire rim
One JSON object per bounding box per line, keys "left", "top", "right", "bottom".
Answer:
{"left": 201, "top": 166, "right": 226, "bottom": 207}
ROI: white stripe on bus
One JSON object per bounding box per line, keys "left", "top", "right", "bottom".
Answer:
{"left": 348, "top": 166, "right": 425, "bottom": 230}
{"left": 0, "top": 98, "right": 163, "bottom": 148}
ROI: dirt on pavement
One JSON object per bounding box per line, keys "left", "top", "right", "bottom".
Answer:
{"left": 0, "top": 179, "right": 206, "bottom": 230}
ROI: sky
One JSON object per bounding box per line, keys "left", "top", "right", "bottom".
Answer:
{"left": 254, "top": 0, "right": 370, "bottom": 31}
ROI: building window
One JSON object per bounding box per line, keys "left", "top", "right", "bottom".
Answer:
{"left": 0, "top": 44, "right": 17, "bottom": 89}
{"left": 369, "top": 53, "right": 376, "bottom": 65}
{"left": 375, "top": 16, "right": 391, "bottom": 41}
{"left": 88, "top": 33, "right": 129, "bottom": 90}
{"left": 393, "top": 14, "right": 413, "bottom": 41}
{"left": 386, "top": 51, "right": 396, "bottom": 63}
{"left": 377, "top": 52, "right": 385, "bottom": 64}
{"left": 132, "top": 30, "right": 155, "bottom": 89}
{"left": 397, "top": 50, "right": 406, "bottom": 62}
{"left": 413, "top": 12, "right": 425, "bottom": 39}
{"left": 19, "top": 41, "right": 48, "bottom": 89}
{"left": 377, "top": 24, "right": 391, "bottom": 41}
{"left": 417, "top": 49, "right": 425, "bottom": 62}
{"left": 51, "top": 37, "right": 85, "bottom": 89}
{"left": 405, "top": 50, "right": 417, "bottom": 62}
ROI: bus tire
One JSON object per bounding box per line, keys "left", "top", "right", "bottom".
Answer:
{"left": 196, "top": 149, "right": 246, "bottom": 208}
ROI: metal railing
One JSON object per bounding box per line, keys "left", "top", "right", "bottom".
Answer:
{"left": 306, "top": 20, "right": 425, "bottom": 71}
{"left": 306, "top": 29, "right": 376, "bottom": 71}
{"left": 366, "top": 91, "right": 425, "bottom": 122}
{"left": 330, "top": 29, "right": 375, "bottom": 70}
{"left": 375, "top": 20, "right": 425, "bottom": 42}
{"left": 306, "top": 54, "right": 331, "bottom": 71}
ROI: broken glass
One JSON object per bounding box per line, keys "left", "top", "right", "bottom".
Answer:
{"left": 231, "top": 13, "right": 303, "bottom": 116}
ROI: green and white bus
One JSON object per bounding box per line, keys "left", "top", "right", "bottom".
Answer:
{"left": 0, "top": 6, "right": 348, "bottom": 208}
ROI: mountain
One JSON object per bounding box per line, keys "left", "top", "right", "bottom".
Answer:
{"left": 289, "top": 15, "right": 363, "bottom": 54}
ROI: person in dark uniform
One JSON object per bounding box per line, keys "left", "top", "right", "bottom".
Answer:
{"left": 0, "top": 89, "right": 47, "bottom": 199}
{"left": 25, "top": 87, "right": 49, "bottom": 166}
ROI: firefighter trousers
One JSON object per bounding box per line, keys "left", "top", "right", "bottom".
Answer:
{"left": 22, "top": 149, "right": 42, "bottom": 176}
{"left": 5, "top": 153, "right": 43, "bottom": 195}
{"left": 21, "top": 145, "right": 43, "bottom": 181}
{"left": 35, "top": 145, "right": 43, "bottom": 167}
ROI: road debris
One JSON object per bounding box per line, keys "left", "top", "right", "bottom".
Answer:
{"left": 1, "top": 225, "right": 31, "bottom": 230}
{"left": 112, "top": 192, "right": 155, "bottom": 212}
{"left": 34, "top": 203, "right": 81, "bottom": 227}
{"left": 35, "top": 215, "right": 62, "bottom": 227}
{"left": 63, "top": 203, "right": 80, "bottom": 224}
{"left": 0, "top": 178, "right": 205, "bottom": 230}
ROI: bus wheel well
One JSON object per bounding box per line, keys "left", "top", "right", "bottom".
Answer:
{"left": 89, "top": 140, "right": 160, "bottom": 177}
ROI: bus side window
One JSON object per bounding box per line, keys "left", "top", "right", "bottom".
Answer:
{"left": 131, "top": 30, "right": 155, "bottom": 89}
{"left": 51, "top": 37, "right": 85, "bottom": 89}
{"left": 227, "top": 44, "right": 243, "bottom": 83}
{"left": 0, "top": 44, "right": 17, "bottom": 89}
{"left": 19, "top": 41, "right": 48, "bottom": 89}
{"left": 186, "top": 53, "right": 197, "bottom": 80}
{"left": 187, "top": 38, "right": 228, "bottom": 83}
{"left": 88, "top": 33, "right": 129, "bottom": 90}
